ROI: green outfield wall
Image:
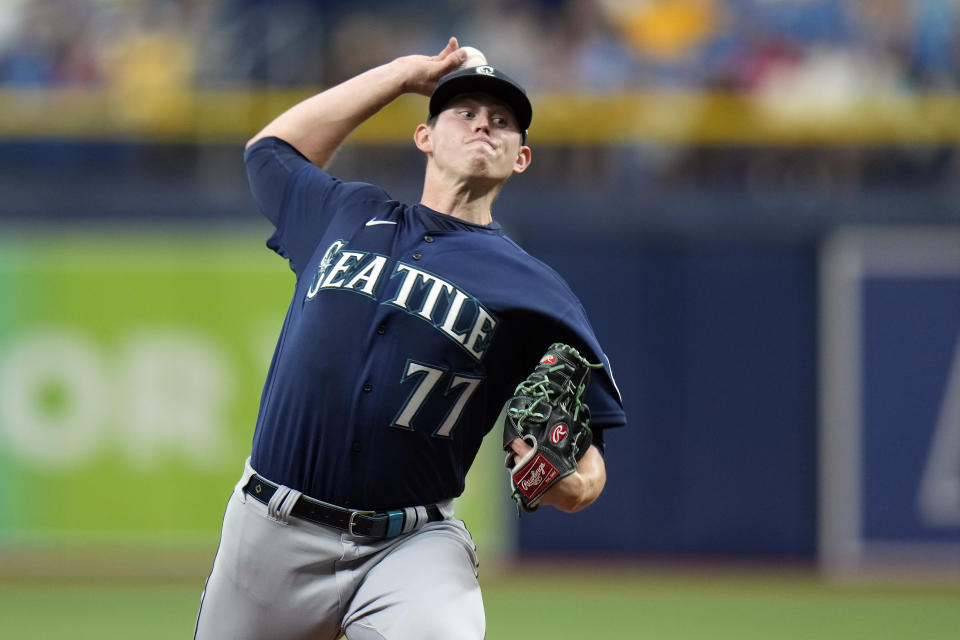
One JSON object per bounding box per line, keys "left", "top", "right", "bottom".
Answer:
{"left": 0, "top": 232, "right": 508, "bottom": 568}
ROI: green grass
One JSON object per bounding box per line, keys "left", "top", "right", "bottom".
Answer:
{"left": 2, "top": 569, "right": 958, "bottom": 639}
{"left": 483, "top": 569, "right": 960, "bottom": 639}
{"left": 0, "top": 582, "right": 203, "bottom": 640}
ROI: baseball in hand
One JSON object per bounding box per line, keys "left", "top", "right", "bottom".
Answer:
{"left": 459, "top": 46, "right": 488, "bottom": 68}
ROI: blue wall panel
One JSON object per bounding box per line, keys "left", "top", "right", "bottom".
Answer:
{"left": 516, "top": 242, "right": 818, "bottom": 557}
{"left": 862, "top": 276, "right": 960, "bottom": 542}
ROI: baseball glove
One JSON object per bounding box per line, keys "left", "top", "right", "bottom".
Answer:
{"left": 496, "top": 342, "right": 602, "bottom": 514}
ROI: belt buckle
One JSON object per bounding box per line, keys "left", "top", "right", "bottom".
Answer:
{"left": 347, "top": 510, "right": 376, "bottom": 536}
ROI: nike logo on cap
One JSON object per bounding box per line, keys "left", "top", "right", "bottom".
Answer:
{"left": 365, "top": 217, "right": 397, "bottom": 227}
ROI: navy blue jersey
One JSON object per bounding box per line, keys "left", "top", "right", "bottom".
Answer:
{"left": 244, "top": 137, "right": 626, "bottom": 510}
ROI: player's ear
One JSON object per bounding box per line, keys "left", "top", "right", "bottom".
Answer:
{"left": 512, "top": 145, "right": 532, "bottom": 175}
{"left": 414, "top": 124, "right": 433, "bottom": 153}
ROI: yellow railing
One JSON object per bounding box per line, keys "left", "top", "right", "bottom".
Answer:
{"left": 2, "top": 87, "right": 959, "bottom": 145}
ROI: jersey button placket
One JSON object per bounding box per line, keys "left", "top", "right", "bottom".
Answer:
{"left": 362, "top": 382, "right": 372, "bottom": 392}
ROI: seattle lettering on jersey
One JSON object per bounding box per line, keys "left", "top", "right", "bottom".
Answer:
{"left": 305, "top": 239, "right": 497, "bottom": 361}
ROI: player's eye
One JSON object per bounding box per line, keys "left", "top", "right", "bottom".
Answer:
{"left": 492, "top": 116, "right": 508, "bottom": 127}
{"left": 458, "top": 110, "right": 475, "bottom": 119}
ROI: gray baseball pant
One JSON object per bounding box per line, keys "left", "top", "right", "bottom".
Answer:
{"left": 194, "top": 460, "right": 485, "bottom": 639}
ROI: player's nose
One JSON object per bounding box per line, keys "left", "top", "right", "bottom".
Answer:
{"left": 472, "top": 110, "right": 491, "bottom": 133}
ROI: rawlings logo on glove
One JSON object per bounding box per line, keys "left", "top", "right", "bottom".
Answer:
{"left": 495, "top": 342, "right": 601, "bottom": 514}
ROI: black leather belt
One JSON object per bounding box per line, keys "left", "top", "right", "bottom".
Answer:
{"left": 243, "top": 474, "right": 442, "bottom": 538}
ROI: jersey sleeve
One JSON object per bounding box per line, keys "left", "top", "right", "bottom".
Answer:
{"left": 494, "top": 241, "right": 627, "bottom": 436}
{"left": 555, "top": 305, "right": 626, "bottom": 433}
{"left": 243, "top": 136, "right": 391, "bottom": 278}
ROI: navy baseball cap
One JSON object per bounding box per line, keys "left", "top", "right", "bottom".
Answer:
{"left": 429, "top": 65, "right": 532, "bottom": 140}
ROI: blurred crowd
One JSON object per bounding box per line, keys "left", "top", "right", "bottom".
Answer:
{"left": 0, "top": 0, "right": 957, "bottom": 232}
{"left": 0, "top": 0, "right": 957, "bottom": 94}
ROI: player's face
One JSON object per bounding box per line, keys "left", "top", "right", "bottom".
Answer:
{"left": 423, "top": 94, "right": 531, "bottom": 182}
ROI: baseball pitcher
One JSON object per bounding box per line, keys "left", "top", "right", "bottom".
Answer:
{"left": 194, "top": 38, "right": 626, "bottom": 640}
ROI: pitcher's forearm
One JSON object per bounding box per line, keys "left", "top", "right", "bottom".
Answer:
{"left": 246, "top": 39, "right": 467, "bottom": 168}
{"left": 539, "top": 445, "right": 608, "bottom": 513}
{"left": 245, "top": 61, "right": 406, "bottom": 167}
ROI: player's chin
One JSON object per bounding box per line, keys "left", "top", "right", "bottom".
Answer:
{"left": 463, "top": 158, "right": 512, "bottom": 182}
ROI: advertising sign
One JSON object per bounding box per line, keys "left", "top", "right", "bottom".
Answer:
{"left": 0, "top": 232, "right": 507, "bottom": 559}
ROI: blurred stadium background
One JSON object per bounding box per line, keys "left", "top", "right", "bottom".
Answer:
{"left": 1, "top": 0, "right": 959, "bottom": 637}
